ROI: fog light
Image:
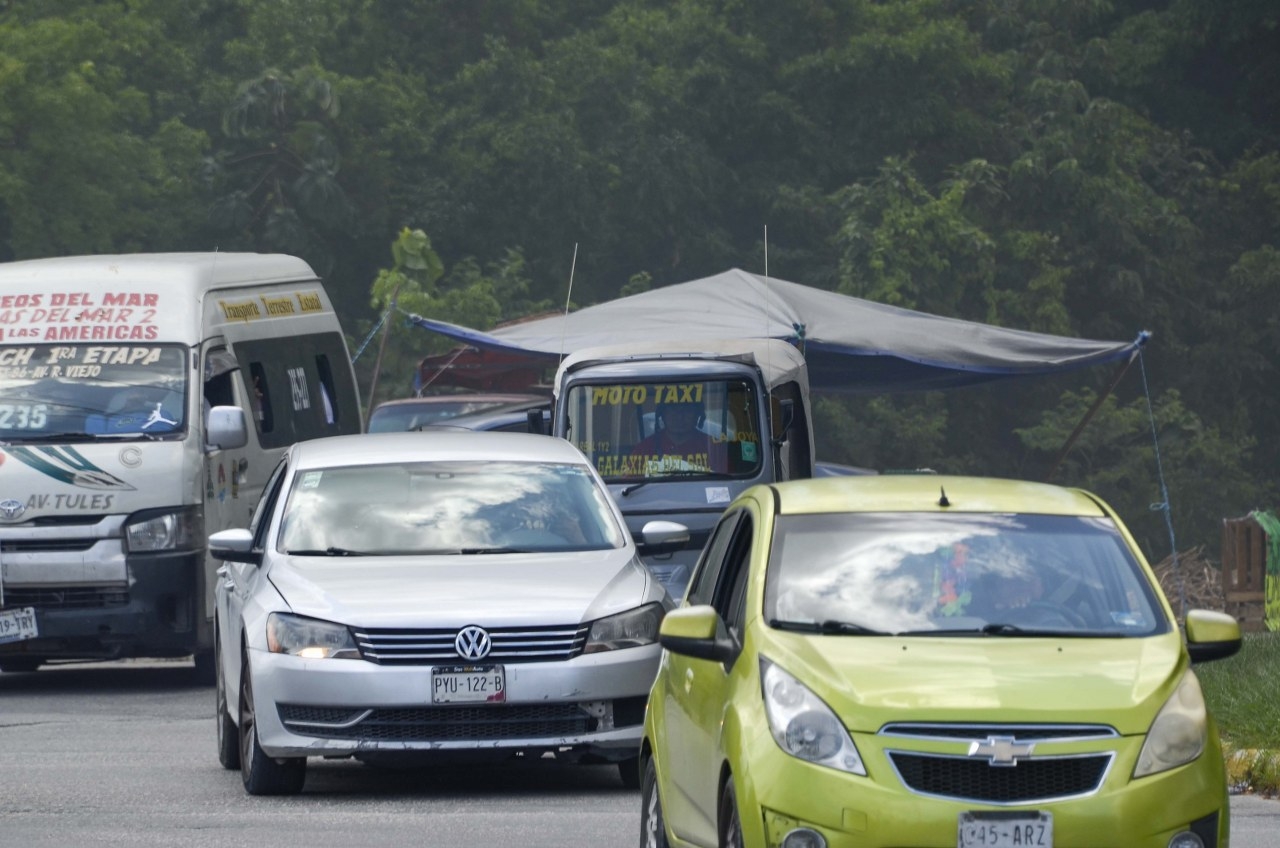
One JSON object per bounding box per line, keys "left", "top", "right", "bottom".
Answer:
{"left": 781, "top": 828, "right": 826, "bottom": 848}
{"left": 1167, "top": 832, "right": 1204, "bottom": 848}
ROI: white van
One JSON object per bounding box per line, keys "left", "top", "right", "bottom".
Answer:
{"left": 0, "top": 253, "right": 362, "bottom": 675}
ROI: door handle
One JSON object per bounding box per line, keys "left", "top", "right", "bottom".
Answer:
{"left": 684, "top": 667, "right": 694, "bottom": 694}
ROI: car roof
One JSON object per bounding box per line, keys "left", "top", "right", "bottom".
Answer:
{"left": 288, "top": 431, "right": 587, "bottom": 470}
{"left": 768, "top": 474, "right": 1107, "bottom": 517}
{"left": 417, "top": 399, "right": 552, "bottom": 431}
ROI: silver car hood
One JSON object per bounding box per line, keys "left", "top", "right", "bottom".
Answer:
{"left": 267, "top": 549, "right": 657, "bottom": 628}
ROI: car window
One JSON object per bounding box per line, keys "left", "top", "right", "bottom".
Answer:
{"left": 763, "top": 512, "right": 1169, "bottom": 637}
{"left": 687, "top": 510, "right": 743, "bottom": 606}
{"left": 250, "top": 457, "right": 289, "bottom": 549}
{"left": 715, "top": 515, "right": 754, "bottom": 642}
{"left": 275, "top": 460, "right": 627, "bottom": 555}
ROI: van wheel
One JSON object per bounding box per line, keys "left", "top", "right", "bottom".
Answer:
{"left": 639, "top": 757, "right": 671, "bottom": 848}
{"left": 215, "top": 634, "right": 240, "bottom": 770}
{"left": 719, "top": 775, "right": 744, "bottom": 848}
{"left": 238, "top": 648, "right": 306, "bottom": 795}
{"left": 0, "top": 658, "right": 42, "bottom": 673}
{"left": 192, "top": 649, "right": 216, "bottom": 685}
{"left": 618, "top": 755, "right": 641, "bottom": 790}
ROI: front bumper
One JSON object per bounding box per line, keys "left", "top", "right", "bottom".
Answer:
{"left": 248, "top": 640, "right": 662, "bottom": 762}
{"left": 0, "top": 550, "right": 202, "bottom": 661}
{"left": 727, "top": 726, "right": 1229, "bottom": 848}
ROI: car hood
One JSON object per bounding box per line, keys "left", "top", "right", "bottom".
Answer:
{"left": 765, "top": 631, "right": 1188, "bottom": 736}
{"left": 268, "top": 549, "right": 656, "bottom": 628}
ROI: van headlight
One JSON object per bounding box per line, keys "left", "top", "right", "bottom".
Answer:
{"left": 1134, "top": 670, "right": 1207, "bottom": 778}
{"left": 266, "top": 613, "right": 362, "bottom": 660}
{"left": 583, "top": 603, "right": 665, "bottom": 653}
{"left": 761, "top": 658, "right": 865, "bottom": 775}
{"left": 125, "top": 507, "right": 198, "bottom": 552}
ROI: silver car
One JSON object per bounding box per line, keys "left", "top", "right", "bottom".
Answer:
{"left": 211, "top": 432, "right": 677, "bottom": 795}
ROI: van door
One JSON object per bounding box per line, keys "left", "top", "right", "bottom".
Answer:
{"left": 200, "top": 344, "right": 260, "bottom": 624}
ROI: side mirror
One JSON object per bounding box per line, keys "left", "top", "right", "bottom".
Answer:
{"left": 1184, "top": 609, "right": 1242, "bottom": 663}
{"left": 526, "top": 408, "right": 546, "bottom": 435}
{"left": 772, "top": 398, "right": 795, "bottom": 445}
{"left": 208, "top": 528, "right": 260, "bottom": 565}
{"left": 659, "top": 605, "right": 736, "bottom": 663}
{"left": 206, "top": 405, "right": 248, "bottom": 450}
{"left": 638, "top": 520, "right": 690, "bottom": 555}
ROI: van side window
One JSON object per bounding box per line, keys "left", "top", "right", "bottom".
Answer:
{"left": 246, "top": 362, "right": 274, "bottom": 433}
{"left": 315, "top": 354, "right": 338, "bottom": 425}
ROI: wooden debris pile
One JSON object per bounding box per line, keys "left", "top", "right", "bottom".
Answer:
{"left": 1152, "top": 546, "right": 1226, "bottom": 613}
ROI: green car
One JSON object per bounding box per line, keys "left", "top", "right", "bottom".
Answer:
{"left": 640, "top": 475, "right": 1240, "bottom": 848}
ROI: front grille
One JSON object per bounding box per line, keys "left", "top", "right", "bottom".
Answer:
{"left": 278, "top": 703, "right": 594, "bottom": 741}
{"left": 353, "top": 623, "right": 590, "bottom": 665}
{"left": 1, "top": 587, "right": 128, "bottom": 609}
{"left": 881, "top": 723, "right": 1117, "bottom": 742}
{"left": 889, "top": 752, "right": 1111, "bottom": 803}
{"left": 0, "top": 538, "right": 98, "bottom": 554}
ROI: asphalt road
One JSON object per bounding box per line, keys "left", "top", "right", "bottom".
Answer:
{"left": 0, "top": 659, "right": 1275, "bottom": 848}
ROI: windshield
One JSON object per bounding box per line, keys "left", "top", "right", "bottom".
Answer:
{"left": 564, "top": 379, "right": 762, "bottom": 481}
{"left": 278, "top": 460, "right": 628, "bottom": 555}
{"left": 764, "top": 512, "right": 1169, "bottom": 637}
{"left": 0, "top": 344, "right": 188, "bottom": 440}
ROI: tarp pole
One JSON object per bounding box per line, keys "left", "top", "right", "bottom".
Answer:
{"left": 1043, "top": 351, "right": 1139, "bottom": 483}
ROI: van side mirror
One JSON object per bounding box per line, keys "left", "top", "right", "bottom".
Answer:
{"left": 772, "top": 398, "right": 795, "bottom": 445}
{"left": 526, "top": 408, "right": 546, "bottom": 435}
{"left": 206, "top": 405, "right": 249, "bottom": 451}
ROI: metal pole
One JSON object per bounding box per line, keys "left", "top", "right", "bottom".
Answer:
{"left": 1043, "top": 352, "right": 1138, "bottom": 483}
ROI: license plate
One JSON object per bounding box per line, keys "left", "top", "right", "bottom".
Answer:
{"left": 0, "top": 606, "right": 38, "bottom": 645}
{"left": 958, "top": 812, "right": 1052, "bottom": 847}
{"left": 431, "top": 664, "right": 506, "bottom": 704}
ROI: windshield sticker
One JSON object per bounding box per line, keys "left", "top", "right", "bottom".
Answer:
{"left": 590, "top": 384, "right": 704, "bottom": 405}
{"left": 0, "top": 291, "right": 160, "bottom": 342}
{"left": 301, "top": 471, "right": 323, "bottom": 489}
{"left": 0, "top": 345, "right": 165, "bottom": 380}
{"left": 217, "top": 291, "right": 327, "bottom": 323}
{"left": 2, "top": 446, "right": 135, "bottom": 491}
{"left": 706, "top": 487, "right": 731, "bottom": 504}
{"left": 741, "top": 442, "right": 758, "bottom": 462}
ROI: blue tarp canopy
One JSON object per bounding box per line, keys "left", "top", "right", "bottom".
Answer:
{"left": 408, "top": 268, "right": 1147, "bottom": 393}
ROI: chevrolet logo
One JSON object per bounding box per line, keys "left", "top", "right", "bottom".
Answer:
{"left": 968, "top": 735, "right": 1035, "bottom": 767}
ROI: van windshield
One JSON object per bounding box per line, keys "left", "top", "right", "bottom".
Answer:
{"left": 563, "top": 379, "right": 762, "bottom": 482}
{"left": 0, "top": 344, "right": 188, "bottom": 440}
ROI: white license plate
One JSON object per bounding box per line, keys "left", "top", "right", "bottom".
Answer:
{"left": 431, "top": 665, "right": 506, "bottom": 704}
{"left": 958, "top": 812, "right": 1052, "bottom": 848}
{"left": 0, "top": 606, "right": 38, "bottom": 645}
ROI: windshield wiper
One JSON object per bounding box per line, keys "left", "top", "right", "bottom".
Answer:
{"left": 286, "top": 547, "right": 368, "bottom": 557}
{"left": 458, "top": 547, "right": 533, "bottom": 555}
{"left": 769, "top": 619, "right": 885, "bottom": 636}
{"left": 620, "top": 470, "right": 734, "bottom": 496}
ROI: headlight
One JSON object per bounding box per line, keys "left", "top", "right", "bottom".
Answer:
{"left": 266, "top": 613, "right": 362, "bottom": 660}
{"left": 125, "top": 508, "right": 198, "bottom": 552}
{"left": 583, "top": 603, "right": 665, "bottom": 653}
{"left": 761, "top": 657, "right": 865, "bottom": 775}
{"left": 1134, "top": 670, "right": 1208, "bottom": 778}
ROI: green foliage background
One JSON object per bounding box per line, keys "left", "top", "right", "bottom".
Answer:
{"left": 2, "top": 0, "right": 1277, "bottom": 565}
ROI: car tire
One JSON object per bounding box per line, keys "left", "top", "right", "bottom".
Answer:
{"left": 639, "top": 757, "right": 671, "bottom": 848}
{"left": 719, "top": 775, "right": 744, "bottom": 848}
{"left": 618, "top": 755, "right": 641, "bottom": 790}
{"left": 0, "top": 658, "right": 42, "bottom": 673}
{"left": 238, "top": 647, "right": 306, "bottom": 795}
{"left": 215, "top": 630, "right": 240, "bottom": 770}
{"left": 191, "top": 649, "right": 216, "bottom": 685}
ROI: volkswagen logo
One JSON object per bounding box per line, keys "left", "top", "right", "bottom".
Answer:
{"left": 454, "top": 625, "right": 492, "bottom": 660}
{"left": 0, "top": 499, "right": 25, "bottom": 522}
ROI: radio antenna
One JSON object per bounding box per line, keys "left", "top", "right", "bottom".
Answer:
{"left": 764, "top": 225, "right": 768, "bottom": 278}
{"left": 558, "top": 243, "right": 579, "bottom": 365}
